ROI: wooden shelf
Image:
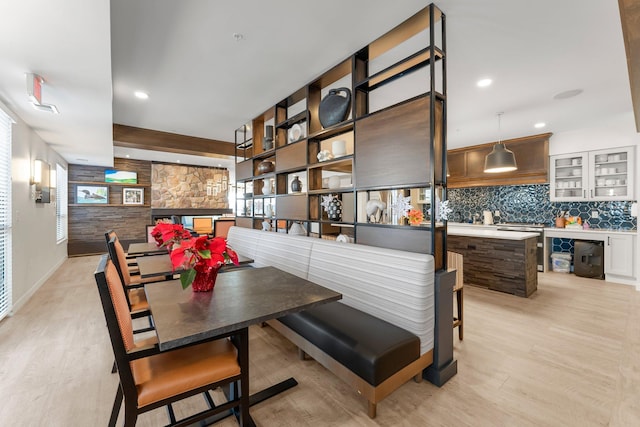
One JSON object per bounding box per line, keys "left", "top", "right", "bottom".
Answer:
{"left": 234, "top": 4, "right": 447, "bottom": 260}
{"left": 69, "top": 204, "right": 151, "bottom": 207}
{"left": 355, "top": 47, "right": 444, "bottom": 92}
{"left": 276, "top": 111, "right": 308, "bottom": 129}
{"left": 69, "top": 180, "right": 149, "bottom": 187}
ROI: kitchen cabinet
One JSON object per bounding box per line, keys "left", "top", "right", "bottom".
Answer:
{"left": 550, "top": 146, "right": 635, "bottom": 201}
{"left": 447, "top": 133, "right": 550, "bottom": 189}
{"left": 605, "top": 233, "right": 635, "bottom": 278}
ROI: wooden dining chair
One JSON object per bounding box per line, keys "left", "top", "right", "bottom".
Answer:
{"left": 448, "top": 251, "right": 464, "bottom": 340}
{"left": 105, "top": 230, "right": 139, "bottom": 274}
{"left": 107, "top": 235, "right": 170, "bottom": 288}
{"left": 193, "top": 217, "right": 213, "bottom": 235}
{"left": 94, "top": 255, "right": 250, "bottom": 427}
{"left": 106, "top": 236, "right": 155, "bottom": 337}
{"left": 213, "top": 218, "right": 235, "bottom": 238}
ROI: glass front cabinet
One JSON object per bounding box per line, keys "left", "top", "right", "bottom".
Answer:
{"left": 550, "top": 146, "right": 635, "bottom": 201}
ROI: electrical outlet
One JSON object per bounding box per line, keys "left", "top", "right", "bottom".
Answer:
{"left": 591, "top": 210, "right": 599, "bottom": 219}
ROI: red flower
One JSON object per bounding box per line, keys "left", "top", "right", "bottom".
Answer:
{"left": 151, "top": 222, "right": 193, "bottom": 249}
{"left": 165, "top": 231, "right": 240, "bottom": 289}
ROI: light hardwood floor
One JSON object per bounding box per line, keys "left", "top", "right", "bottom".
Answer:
{"left": 1, "top": 255, "right": 640, "bottom": 426}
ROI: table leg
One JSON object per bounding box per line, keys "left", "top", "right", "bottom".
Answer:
{"left": 198, "top": 328, "right": 298, "bottom": 426}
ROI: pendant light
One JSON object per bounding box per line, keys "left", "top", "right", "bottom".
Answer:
{"left": 484, "top": 112, "right": 517, "bottom": 173}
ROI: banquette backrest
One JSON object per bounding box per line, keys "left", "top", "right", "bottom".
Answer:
{"left": 226, "top": 226, "right": 435, "bottom": 355}
{"left": 307, "top": 239, "right": 434, "bottom": 355}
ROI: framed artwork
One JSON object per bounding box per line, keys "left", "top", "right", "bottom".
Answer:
{"left": 123, "top": 188, "right": 144, "bottom": 205}
{"left": 76, "top": 185, "right": 108, "bottom": 204}
{"left": 105, "top": 169, "right": 138, "bottom": 184}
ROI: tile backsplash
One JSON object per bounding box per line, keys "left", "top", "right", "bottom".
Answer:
{"left": 447, "top": 184, "right": 636, "bottom": 229}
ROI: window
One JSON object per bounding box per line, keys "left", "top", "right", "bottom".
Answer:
{"left": 56, "top": 164, "right": 67, "bottom": 242}
{"left": 0, "top": 107, "right": 13, "bottom": 321}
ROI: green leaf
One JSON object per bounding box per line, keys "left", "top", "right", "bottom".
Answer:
{"left": 198, "top": 249, "right": 211, "bottom": 259}
{"left": 180, "top": 269, "right": 197, "bottom": 290}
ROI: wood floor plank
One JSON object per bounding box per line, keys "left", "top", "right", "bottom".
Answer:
{"left": 1, "top": 256, "right": 640, "bottom": 426}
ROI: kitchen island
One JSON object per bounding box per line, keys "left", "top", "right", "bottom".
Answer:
{"left": 447, "top": 225, "right": 539, "bottom": 297}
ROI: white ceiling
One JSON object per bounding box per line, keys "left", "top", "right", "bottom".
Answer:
{"left": 0, "top": 1, "right": 635, "bottom": 169}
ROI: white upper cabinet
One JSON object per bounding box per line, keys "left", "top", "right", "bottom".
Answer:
{"left": 550, "top": 153, "right": 588, "bottom": 201}
{"left": 550, "top": 146, "right": 635, "bottom": 201}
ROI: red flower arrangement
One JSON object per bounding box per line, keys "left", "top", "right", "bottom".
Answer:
{"left": 151, "top": 222, "right": 192, "bottom": 249}
{"left": 407, "top": 209, "right": 424, "bottom": 226}
{"left": 151, "top": 223, "right": 239, "bottom": 290}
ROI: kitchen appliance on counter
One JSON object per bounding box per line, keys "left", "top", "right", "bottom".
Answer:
{"left": 483, "top": 210, "right": 494, "bottom": 225}
{"left": 496, "top": 223, "right": 545, "bottom": 271}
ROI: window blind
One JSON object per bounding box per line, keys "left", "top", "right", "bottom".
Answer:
{"left": 0, "top": 108, "right": 13, "bottom": 321}
{"left": 56, "top": 164, "right": 67, "bottom": 242}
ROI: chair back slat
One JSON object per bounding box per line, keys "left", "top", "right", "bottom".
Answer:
{"left": 105, "top": 260, "right": 136, "bottom": 351}
{"left": 105, "top": 229, "right": 117, "bottom": 243}
{"left": 94, "top": 255, "right": 137, "bottom": 393}
{"left": 107, "top": 235, "right": 133, "bottom": 286}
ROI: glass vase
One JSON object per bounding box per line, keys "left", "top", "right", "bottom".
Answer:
{"left": 191, "top": 265, "right": 220, "bottom": 292}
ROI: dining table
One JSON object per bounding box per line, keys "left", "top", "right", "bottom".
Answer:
{"left": 144, "top": 266, "right": 342, "bottom": 426}
{"left": 126, "top": 242, "right": 168, "bottom": 257}
{"left": 136, "top": 252, "right": 254, "bottom": 278}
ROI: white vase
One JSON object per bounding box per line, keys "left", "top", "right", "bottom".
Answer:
{"left": 332, "top": 140, "right": 347, "bottom": 157}
{"left": 262, "top": 178, "right": 272, "bottom": 195}
{"left": 328, "top": 176, "right": 341, "bottom": 189}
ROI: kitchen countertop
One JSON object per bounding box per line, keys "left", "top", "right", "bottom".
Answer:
{"left": 544, "top": 227, "right": 637, "bottom": 237}
{"left": 448, "top": 225, "right": 539, "bottom": 240}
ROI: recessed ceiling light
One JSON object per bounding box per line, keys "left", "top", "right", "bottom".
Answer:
{"left": 134, "top": 91, "right": 149, "bottom": 100}
{"left": 553, "top": 89, "right": 583, "bottom": 100}
{"left": 534, "top": 122, "right": 546, "bottom": 129}
{"left": 176, "top": 159, "right": 181, "bottom": 163}
{"left": 477, "top": 78, "right": 492, "bottom": 88}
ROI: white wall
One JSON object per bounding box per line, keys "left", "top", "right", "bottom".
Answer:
{"left": 548, "top": 112, "right": 640, "bottom": 155}
{"left": 10, "top": 109, "right": 68, "bottom": 313}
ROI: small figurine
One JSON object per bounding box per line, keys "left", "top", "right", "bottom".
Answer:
{"left": 317, "top": 150, "right": 334, "bottom": 162}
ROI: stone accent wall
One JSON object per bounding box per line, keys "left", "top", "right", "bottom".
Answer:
{"left": 151, "top": 164, "right": 229, "bottom": 209}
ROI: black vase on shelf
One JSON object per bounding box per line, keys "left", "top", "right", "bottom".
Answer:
{"left": 326, "top": 196, "right": 343, "bottom": 221}
{"left": 290, "top": 175, "right": 302, "bottom": 193}
{"left": 263, "top": 125, "right": 274, "bottom": 151}
{"left": 319, "top": 87, "right": 351, "bottom": 128}
{"left": 257, "top": 160, "right": 274, "bottom": 174}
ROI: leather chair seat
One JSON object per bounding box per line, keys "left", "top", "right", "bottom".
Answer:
{"left": 127, "top": 288, "right": 149, "bottom": 313}
{"left": 131, "top": 339, "right": 240, "bottom": 407}
{"left": 279, "top": 302, "right": 419, "bottom": 386}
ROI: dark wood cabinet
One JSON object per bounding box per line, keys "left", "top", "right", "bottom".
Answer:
{"left": 447, "top": 133, "right": 551, "bottom": 188}
{"left": 356, "top": 96, "right": 438, "bottom": 189}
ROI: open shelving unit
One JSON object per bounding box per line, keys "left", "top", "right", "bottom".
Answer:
{"left": 234, "top": 4, "right": 447, "bottom": 268}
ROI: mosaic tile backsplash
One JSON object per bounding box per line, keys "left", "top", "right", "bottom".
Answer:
{"left": 447, "top": 184, "right": 636, "bottom": 230}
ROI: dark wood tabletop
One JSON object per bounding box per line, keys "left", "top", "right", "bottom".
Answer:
{"left": 144, "top": 266, "right": 340, "bottom": 426}
{"left": 144, "top": 266, "right": 342, "bottom": 351}
{"left": 127, "top": 242, "right": 168, "bottom": 257}
{"left": 136, "top": 253, "right": 254, "bottom": 279}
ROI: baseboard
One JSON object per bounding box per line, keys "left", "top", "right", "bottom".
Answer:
{"left": 10, "top": 256, "right": 67, "bottom": 315}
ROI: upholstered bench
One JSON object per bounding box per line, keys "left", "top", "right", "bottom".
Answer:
{"left": 279, "top": 302, "right": 421, "bottom": 387}
{"left": 226, "top": 226, "right": 435, "bottom": 418}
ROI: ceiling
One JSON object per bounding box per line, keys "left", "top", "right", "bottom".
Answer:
{"left": 0, "top": 0, "right": 635, "bottom": 171}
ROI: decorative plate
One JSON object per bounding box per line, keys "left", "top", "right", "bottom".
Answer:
{"left": 288, "top": 124, "right": 302, "bottom": 143}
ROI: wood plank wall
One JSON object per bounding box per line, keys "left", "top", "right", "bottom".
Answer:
{"left": 68, "top": 158, "right": 152, "bottom": 256}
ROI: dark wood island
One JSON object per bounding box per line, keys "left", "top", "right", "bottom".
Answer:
{"left": 447, "top": 227, "right": 538, "bottom": 297}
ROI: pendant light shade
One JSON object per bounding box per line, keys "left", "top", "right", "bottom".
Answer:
{"left": 484, "top": 113, "right": 517, "bottom": 173}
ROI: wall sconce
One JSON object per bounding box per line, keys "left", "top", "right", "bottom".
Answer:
{"left": 31, "top": 159, "right": 51, "bottom": 203}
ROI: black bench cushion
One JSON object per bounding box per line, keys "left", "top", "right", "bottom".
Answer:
{"left": 278, "top": 302, "right": 420, "bottom": 386}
